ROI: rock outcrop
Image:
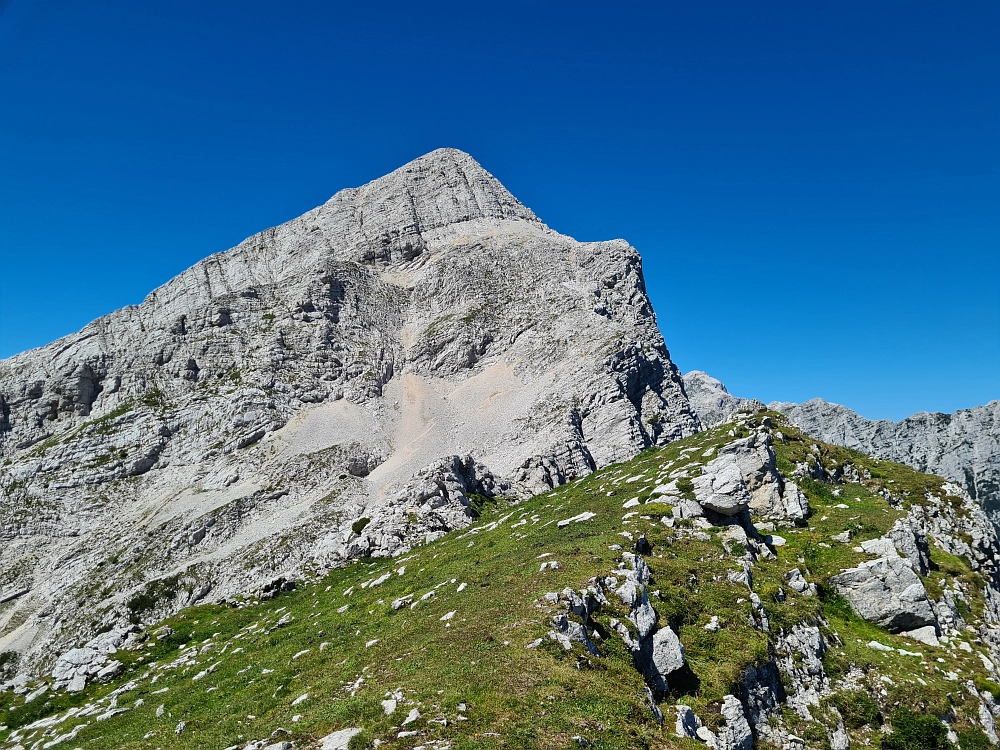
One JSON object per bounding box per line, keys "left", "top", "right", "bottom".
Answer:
{"left": 682, "top": 371, "right": 756, "bottom": 428}
{"left": 683, "top": 371, "right": 1000, "bottom": 523}
{"left": 0, "top": 149, "right": 698, "bottom": 676}
{"left": 774, "top": 399, "right": 1000, "bottom": 520}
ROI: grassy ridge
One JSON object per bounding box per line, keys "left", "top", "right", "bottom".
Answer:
{"left": 1, "top": 416, "right": 996, "bottom": 749}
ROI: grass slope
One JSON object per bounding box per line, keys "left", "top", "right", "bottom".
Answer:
{"left": 1, "top": 415, "right": 996, "bottom": 749}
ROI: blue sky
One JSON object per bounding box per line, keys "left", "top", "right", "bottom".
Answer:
{"left": 0, "top": 1, "right": 997, "bottom": 420}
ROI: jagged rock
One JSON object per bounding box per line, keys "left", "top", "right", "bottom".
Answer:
{"left": 549, "top": 614, "right": 600, "bottom": 656}
{"left": 631, "top": 592, "right": 658, "bottom": 638}
{"left": 934, "top": 585, "right": 967, "bottom": 632}
{"left": 829, "top": 556, "right": 937, "bottom": 633}
{"left": 887, "top": 514, "right": 930, "bottom": 576}
{"left": 632, "top": 625, "right": 685, "bottom": 692}
{"left": 675, "top": 705, "right": 699, "bottom": 738}
{"left": 696, "top": 432, "right": 810, "bottom": 524}
{"left": 716, "top": 695, "right": 753, "bottom": 750}
{"left": 682, "top": 372, "right": 756, "bottom": 428}
{"left": 828, "top": 708, "right": 850, "bottom": 750}
{"left": 51, "top": 646, "right": 117, "bottom": 692}
{"left": 775, "top": 624, "right": 829, "bottom": 719}
{"left": 685, "top": 372, "right": 999, "bottom": 522}
{"left": 785, "top": 568, "right": 814, "bottom": 596}
{"left": 738, "top": 660, "right": 785, "bottom": 730}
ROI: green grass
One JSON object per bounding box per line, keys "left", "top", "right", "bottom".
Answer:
{"left": 2, "top": 415, "right": 996, "bottom": 749}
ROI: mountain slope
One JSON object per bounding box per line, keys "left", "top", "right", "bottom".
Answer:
{"left": 681, "top": 372, "right": 1000, "bottom": 522}
{"left": 3, "top": 413, "right": 999, "bottom": 750}
{"left": 0, "top": 149, "right": 697, "bottom": 679}
{"left": 772, "top": 399, "right": 1000, "bottom": 520}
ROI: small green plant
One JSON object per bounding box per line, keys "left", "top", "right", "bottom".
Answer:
{"left": 351, "top": 517, "right": 371, "bottom": 535}
{"left": 973, "top": 674, "right": 1000, "bottom": 697}
{"left": 126, "top": 575, "right": 182, "bottom": 623}
{"left": 141, "top": 388, "right": 168, "bottom": 409}
{"left": 831, "top": 689, "right": 880, "bottom": 729}
{"left": 955, "top": 727, "right": 991, "bottom": 750}
{"left": 466, "top": 493, "right": 496, "bottom": 518}
{"left": 880, "top": 708, "right": 949, "bottom": 750}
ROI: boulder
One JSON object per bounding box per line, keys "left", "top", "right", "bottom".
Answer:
{"left": 95, "top": 660, "right": 124, "bottom": 682}
{"left": 549, "top": 614, "right": 600, "bottom": 656}
{"left": 675, "top": 705, "right": 699, "bottom": 738}
{"left": 829, "top": 556, "right": 937, "bottom": 633}
{"left": 636, "top": 625, "right": 686, "bottom": 691}
{"left": 694, "top": 455, "right": 751, "bottom": 516}
{"left": 887, "top": 516, "right": 930, "bottom": 575}
{"left": 785, "top": 568, "right": 814, "bottom": 596}
{"left": 52, "top": 646, "right": 112, "bottom": 691}
{"left": 320, "top": 729, "right": 363, "bottom": 750}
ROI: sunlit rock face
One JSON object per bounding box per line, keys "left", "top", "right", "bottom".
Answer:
{"left": 0, "top": 148, "right": 698, "bottom": 672}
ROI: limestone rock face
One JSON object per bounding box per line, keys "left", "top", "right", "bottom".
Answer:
{"left": 682, "top": 371, "right": 752, "bottom": 428}
{"left": 0, "top": 149, "right": 698, "bottom": 674}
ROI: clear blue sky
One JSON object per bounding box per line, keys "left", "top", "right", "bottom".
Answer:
{"left": 1, "top": 1, "right": 997, "bottom": 421}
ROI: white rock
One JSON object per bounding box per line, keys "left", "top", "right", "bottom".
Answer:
{"left": 320, "top": 727, "right": 363, "bottom": 750}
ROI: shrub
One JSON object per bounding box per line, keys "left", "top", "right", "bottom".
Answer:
{"left": 351, "top": 517, "right": 370, "bottom": 535}
{"left": 466, "top": 493, "right": 495, "bottom": 518}
{"left": 973, "top": 674, "right": 1000, "bottom": 698}
{"left": 126, "top": 574, "right": 182, "bottom": 623}
{"left": 955, "top": 728, "right": 991, "bottom": 750}
{"left": 676, "top": 477, "right": 695, "bottom": 495}
{"left": 0, "top": 649, "right": 18, "bottom": 676}
{"left": 140, "top": 388, "right": 167, "bottom": 409}
{"left": 832, "top": 689, "right": 880, "bottom": 729}
{"left": 880, "top": 708, "right": 948, "bottom": 750}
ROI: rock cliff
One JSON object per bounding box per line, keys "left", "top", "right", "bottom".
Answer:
{"left": 0, "top": 149, "right": 698, "bottom": 674}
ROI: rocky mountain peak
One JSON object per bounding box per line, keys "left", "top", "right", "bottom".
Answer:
{"left": 340, "top": 147, "right": 539, "bottom": 229}
{"left": 0, "top": 150, "right": 697, "bottom": 673}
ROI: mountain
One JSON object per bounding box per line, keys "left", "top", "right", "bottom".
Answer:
{"left": 682, "top": 373, "right": 1000, "bottom": 523}
{"left": 3, "top": 413, "right": 1000, "bottom": 749}
{"left": 4, "top": 152, "right": 1000, "bottom": 750}
{"left": 682, "top": 371, "right": 761, "bottom": 428}
{"left": 0, "top": 149, "right": 697, "bottom": 679}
